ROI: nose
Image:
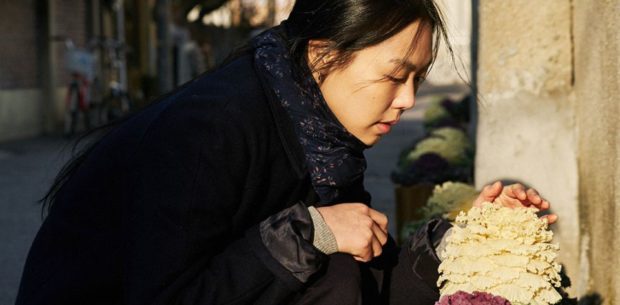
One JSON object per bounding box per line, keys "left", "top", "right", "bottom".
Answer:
{"left": 392, "top": 77, "right": 416, "bottom": 110}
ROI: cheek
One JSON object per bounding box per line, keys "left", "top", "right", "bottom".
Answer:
{"left": 354, "top": 85, "right": 397, "bottom": 116}
{"left": 323, "top": 70, "right": 396, "bottom": 131}
{"left": 338, "top": 89, "right": 393, "bottom": 135}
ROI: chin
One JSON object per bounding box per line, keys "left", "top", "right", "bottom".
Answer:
{"left": 362, "top": 136, "right": 381, "bottom": 147}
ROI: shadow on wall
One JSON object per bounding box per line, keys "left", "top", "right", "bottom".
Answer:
{"left": 578, "top": 293, "right": 603, "bottom": 305}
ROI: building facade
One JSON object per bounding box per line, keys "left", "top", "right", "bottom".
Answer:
{"left": 0, "top": 0, "right": 90, "bottom": 141}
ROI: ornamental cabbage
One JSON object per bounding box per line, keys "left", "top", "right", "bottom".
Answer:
{"left": 424, "top": 101, "right": 452, "bottom": 127}
{"left": 405, "top": 136, "right": 469, "bottom": 166}
{"left": 438, "top": 203, "right": 562, "bottom": 305}
{"left": 435, "top": 291, "right": 511, "bottom": 305}
{"left": 430, "top": 128, "right": 472, "bottom": 151}
{"left": 422, "top": 182, "right": 478, "bottom": 221}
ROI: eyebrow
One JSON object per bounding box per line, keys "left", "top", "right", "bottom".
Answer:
{"left": 389, "top": 58, "right": 432, "bottom": 73}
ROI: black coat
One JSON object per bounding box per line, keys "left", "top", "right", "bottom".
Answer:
{"left": 16, "top": 52, "right": 447, "bottom": 305}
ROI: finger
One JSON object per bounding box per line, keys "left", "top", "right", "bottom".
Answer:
{"left": 368, "top": 209, "right": 388, "bottom": 233}
{"left": 526, "top": 188, "right": 541, "bottom": 206}
{"left": 492, "top": 181, "right": 503, "bottom": 194}
{"left": 353, "top": 255, "right": 369, "bottom": 262}
{"left": 540, "top": 199, "right": 550, "bottom": 210}
{"left": 358, "top": 245, "right": 374, "bottom": 262}
{"left": 352, "top": 228, "right": 374, "bottom": 262}
{"left": 372, "top": 222, "right": 388, "bottom": 246}
{"left": 503, "top": 184, "right": 519, "bottom": 200}
{"left": 371, "top": 236, "right": 383, "bottom": 258}
{"left": 541, "top": 214, "right": 558, "bottom": 224}
{"left": 510, "top": 184, "right": 527, "bottom": 200}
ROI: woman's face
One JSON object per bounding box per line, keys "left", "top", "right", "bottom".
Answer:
{"left": 312, "top": 20, "right": 433, "bottom": 146}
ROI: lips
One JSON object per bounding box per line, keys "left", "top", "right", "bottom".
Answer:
{"left": 377, "top": 122, "right": 392, "bottom": 134}
{"left": 377, "top": 117, "right": 400, "bottom": 134}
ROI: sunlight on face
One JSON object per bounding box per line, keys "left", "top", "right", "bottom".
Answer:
{"left": 313, "top": 20, "right": 433, "bottom": 146}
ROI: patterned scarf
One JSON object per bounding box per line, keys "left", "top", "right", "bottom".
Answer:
{"left": 252, "top": 27, "right": 368, "bottom": 204}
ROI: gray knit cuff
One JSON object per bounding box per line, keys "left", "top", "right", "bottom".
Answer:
{"left": 307, "top": 206, "right": 339, "bottom": 255}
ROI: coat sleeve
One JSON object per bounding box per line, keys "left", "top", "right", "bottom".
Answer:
{"left": 386, "top": 217, "right": 453, "bottom": 305}
{"left": 353, "top": 217, "right": 452, "bottom": 305}
{"left": 124, "top": 97, "right": 325, "bottom": 305}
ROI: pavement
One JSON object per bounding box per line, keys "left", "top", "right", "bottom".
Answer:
{"left": 0, "top": 137, "right": 72, "bottom": 304}
{"left": 0, "top": 85, "right": 465, "bottom": 304}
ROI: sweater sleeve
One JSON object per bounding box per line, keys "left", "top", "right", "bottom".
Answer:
{"left": 123, "top": 97, "right": 325, "bottom": 305}
{"left": 307, "top": 206, "right": 339, "bottom": 255}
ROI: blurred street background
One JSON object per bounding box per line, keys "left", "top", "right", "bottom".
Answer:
{"left": 1, "top": 0, "right": 619, "bottom": 305}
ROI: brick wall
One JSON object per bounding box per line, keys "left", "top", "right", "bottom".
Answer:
{"left": 0, "top": 0, "right": 88, "bottom": 89}
{"left": 53, "top": 0, "right": 88, "bottom": 86}
{"left": 0, "top": 0, "right": 39, "bottom": 89}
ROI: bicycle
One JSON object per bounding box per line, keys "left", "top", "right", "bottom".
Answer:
{"left": 62, "top": 39, "right": 96, "bottom": 137}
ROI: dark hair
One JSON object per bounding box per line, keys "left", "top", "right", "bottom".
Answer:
{"left": 40, "top": 0, "right": 453, "bottom": 214}
{"left": 284, "top": 0, "right": 451, "bottom": 82}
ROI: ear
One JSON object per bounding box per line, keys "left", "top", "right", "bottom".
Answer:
{"left": 306, "top": 39, "right": 335, "bottom": 71}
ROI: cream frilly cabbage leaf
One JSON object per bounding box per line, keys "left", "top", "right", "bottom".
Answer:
{"left": 437, "top": 203, "right": 562, "bottom": 305}
{"left": 422, "top": 182, "right": 478, "bottom": 221}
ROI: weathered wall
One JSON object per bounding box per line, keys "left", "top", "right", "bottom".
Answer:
{"left": 573, "top": 0, "right": 620, "bottom": 303}
{"left": 0, "top": 90, "right": 42, "bottom": 141}
{"left": 0, "top": 87, "right": 66, "bottom": 142}
{"left": 474, "top": 0, "right": 581, "bottom": 294}
{"left": 476, "top": 0, "right": 620, "bottom": 302}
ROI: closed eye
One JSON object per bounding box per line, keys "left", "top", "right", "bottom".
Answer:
{"left": 386, "top": 75, "right": 408, "bottom": 84}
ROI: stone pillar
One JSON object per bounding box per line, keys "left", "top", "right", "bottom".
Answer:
{"left": 573, "top": 0, "right": 620, "bottom": 302}
{"left": 474, "top": 0, "right": 580, "bottom": 293}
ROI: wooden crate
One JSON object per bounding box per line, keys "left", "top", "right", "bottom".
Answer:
{"left": 394, "top": 183, "right": 435, "bottom": 241}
